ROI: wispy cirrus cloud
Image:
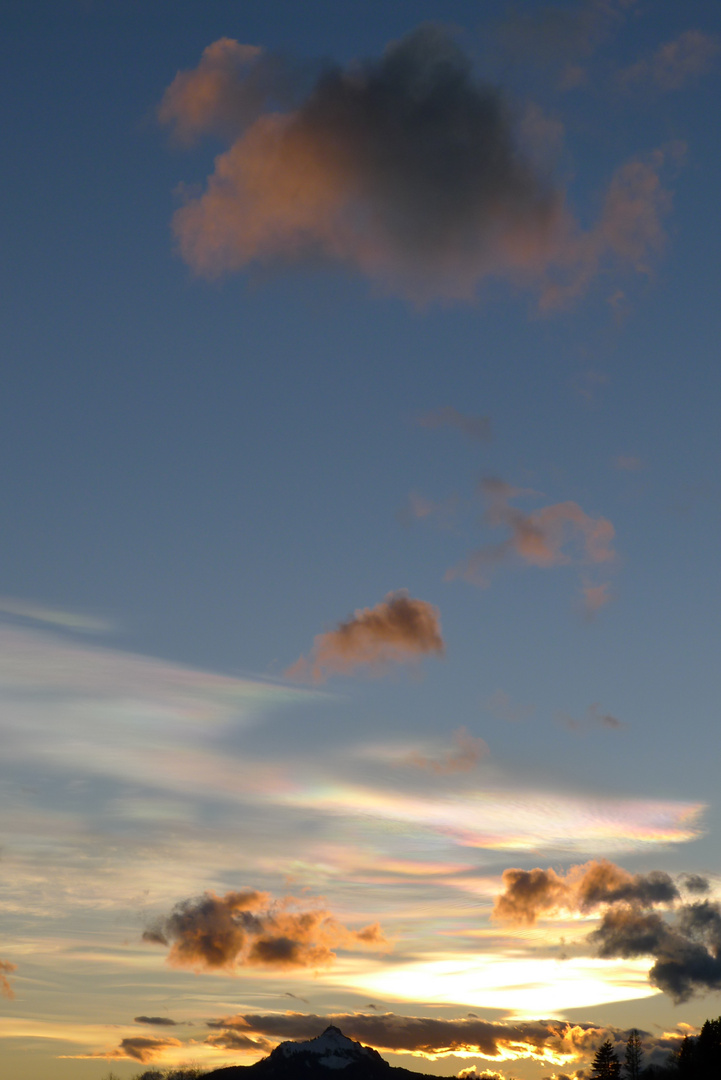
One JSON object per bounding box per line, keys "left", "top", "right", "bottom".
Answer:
{"left": 160, "top": 27, "right": 676, "bottom": 306}
{"left": 143, "top": 888, "right": 386, "bottom": 972}
{"left": 285, "top": 591, "right": 444, "bottom": 683}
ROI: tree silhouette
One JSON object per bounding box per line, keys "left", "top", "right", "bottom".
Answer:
{"left": 590, "top": 1039, "right": 621, "bottom": 1079}
{"left": 623, "top": 1029, "right": 643, "bottom": 1079}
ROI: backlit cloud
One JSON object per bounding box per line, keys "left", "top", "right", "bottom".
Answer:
{"left": 493, "top": 859, "right": 679, "bottom": 924}
{"left": 205, "top": 1011, "right": 679, "bottom": 1070}
{"left": 447, "top": 477, "right": 615, "bottom": 586}
{"left": 285, "top": 591, "right": 444, "bottom": 683}
{"left": 494, "top": 859, "right": 721, "bottom": 1002}
{"left": 160, "top": 28, "right": 674, "bottom": 304}
{"left": 144, "top": 888, "right": 387, "bottom": 972}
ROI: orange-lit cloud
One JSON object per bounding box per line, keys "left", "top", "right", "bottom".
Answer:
{"left": 618, "top": 30, "right": 719, "bottom": 91}
{"left": 160, "top": 28, "right": 674, "bottom": 305}
{"left": 0, "top": 959, "right": 16, "bottom": 999}
{"left": 493, "top": 859, "right": 680, "bottom": 924}
{"left": 285, "top": 591, "right": 444, "bottom": 683}
{"left": 405, "top": 727, "right": 488, "bottom": 774}
{"left": 417, "top": 407, "right": 492, "bottom": 443}
{"left": 447, "top": 478, "right": 615, "bottom": 586}
{"left": 144, "top": 889, "right": 386, "bottom": 972}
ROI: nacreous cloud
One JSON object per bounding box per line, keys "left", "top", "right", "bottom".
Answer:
{"left": 285, "top": 591, "right": 444, "bottom": 683}
{"left": 159, "top": 27, "right": 674, "bottom": 304}
{"left": 495, "top": 859, "right": 721, "bottom": 1002}
{"left": 143, "top": 888, "right": 386, "bottom": 972}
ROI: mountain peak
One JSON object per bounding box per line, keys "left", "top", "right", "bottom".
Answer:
{"left": 275, "top": 1024, "right": 381, "bottom": 1068}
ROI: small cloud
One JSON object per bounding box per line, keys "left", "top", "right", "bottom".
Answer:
{"left": 581, "top": 581, "right": 612, "bottom": 617}
{"left": 557, "top": 702, "right": 624, "bottom": 732}
{"left": 483, "top": 689, "right": 534, "bottom": 724}
{"left": 285, "top": 591, "right": 444, "bottom": 683}
{"left": 572, "top": 369, "right": 608, "bottom": 402}
{"left": 447, "top": 477, "right": 615, "bottom": 587}
{"left": 399, "top": 491, "right": 460, "bottom": 530}
{"left": 588, "top": 703, "right": 624, "bottom": 730}
{"left": 618, "top": 30, "right": 719, "bottom": 91}
{"left": 0, "top": 959, "right": 17, "bottom": 999}
{"left": 613, "top": 455, "right": 644, "bottom": 471}
{"left": 143, "top": 888, "right": 387, "bottom": 973}
{"left": 417, "top": 406, "right": 492, "bottom": 443}
{"left": 682, "top": 874, "right": 710, "bottom": 895}
{"left": 405, "top": 727, "right": 489, "bottom": 775}
{"left": 134, "top": 1016, "right": 179, "bottom": 1027}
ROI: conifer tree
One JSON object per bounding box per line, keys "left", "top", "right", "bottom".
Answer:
{"left": 623, "top": 1029, "right": 643, "bottom": 1080}
{"left": 590, "top": 1038, "right": 621, "bottom": 1079}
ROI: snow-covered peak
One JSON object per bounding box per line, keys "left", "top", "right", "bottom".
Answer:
{"left": 278, "top": 1026, "right": 376, "bottom": 1069}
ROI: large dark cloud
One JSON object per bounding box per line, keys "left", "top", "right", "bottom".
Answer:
{"left": 160, "top": 26, "right": 674, "bottom": 304}
{"left": 494, "top": 859, "right": 721, "bottom": 1002}
{"left": 590, "top": 899, "right": 721, "bottom": 1002}
{"left": 143, "top": 889, "right": 386, "bottom": 973}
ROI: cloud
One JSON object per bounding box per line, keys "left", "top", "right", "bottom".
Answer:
{"left": 417, "top": 407, "right": 492, "bottom": 443}
{"left": 0, "top": 959, "right": 16, "bottom": 999}
{"left": 160, "top": 27, "right": 673, "bottom": 304}
{"left": 405, "top": 727, "right": 488, "bottom": 774}
{"left": 613, "top": 455, "right": 644, "bottom": 471}
{"left": 285, "top": 591, "right": 444, "bottom": 683}
{"left": 590, "top": 900, "right": 721, "bottom": 1002}
{"left": 618, "top": 30, "right": 719, "bottom": 91}
{"left": 493, "top": 859, "right": 679, "bottom": 924}
{"left": 0, "top": 597, "right": 111, "bottom": 634}
{"left": 446, "top": 478, "right": 615, "bottom": 586}
{"left": 495, "top": 859, "right": 721, "bottom": 1002}
{"left": 536, "top": 146, "right": 679, "bottom": 310}
{"left": 206, "top": 1011, "right": 674, "bottom": 1069}
{"left": 484, "top": 689, "right": 534, "bottom": 724}
{"left": 134, "top": 1016, "right": 179, "bottom": 1027}
{"left": 143, "top": 889, "right": 387, "bottom": 973}
{"left": 118, "top": 1036, "right": 183, "bottom": 1063}
{"left": 581, "top": 582, "right": 612, "bottom": 616}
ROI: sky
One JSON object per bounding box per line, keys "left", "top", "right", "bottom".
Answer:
{"left": 2, "top": 1, "right": 721, "bottom": 1077}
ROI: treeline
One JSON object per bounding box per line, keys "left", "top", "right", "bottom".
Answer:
{"left": 587, "top": 1017, "right": 721, "bottom": 1079}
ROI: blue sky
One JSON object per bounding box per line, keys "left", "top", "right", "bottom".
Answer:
{"left": 2, "top": 1, "right": 721, "bottom": 1077}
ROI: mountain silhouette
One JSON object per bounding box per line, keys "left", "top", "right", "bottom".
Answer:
{"left": 204, "top": 1025, "right": 451, "bottom": 1080}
